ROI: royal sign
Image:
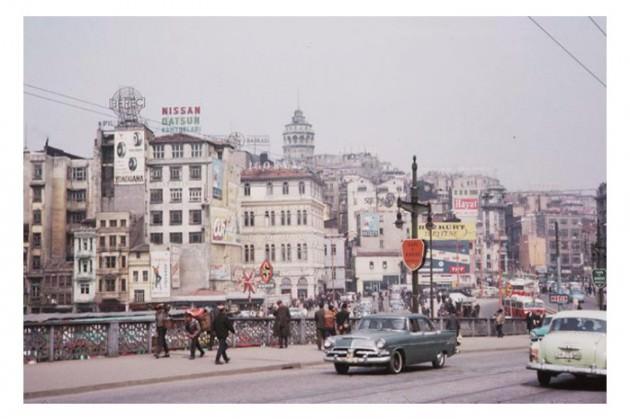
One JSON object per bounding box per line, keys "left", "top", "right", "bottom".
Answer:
{"left": 401, "top": 239, "right": 426, "bottom": 271}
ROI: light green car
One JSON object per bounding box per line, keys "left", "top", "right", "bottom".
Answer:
{"left": 527, "top": 310, "right": 606, "bottom": 386}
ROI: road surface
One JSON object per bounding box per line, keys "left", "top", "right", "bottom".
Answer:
{"left": 28, "top": 347, "right": 605, "bottom": 403}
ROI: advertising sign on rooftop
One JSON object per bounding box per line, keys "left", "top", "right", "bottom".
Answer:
{"left": 161, "top": 106, "right": 201, "bottom": 134}
{"left": 360, "top": 212, "right": 380, "bottom": 237}
{"left": 417, "top": 222, "right": 476, "bottom": 241}
{"left": 114, "top": 130, "right": 145, "bottom": 185}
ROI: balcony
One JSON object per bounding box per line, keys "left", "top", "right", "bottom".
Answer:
{"left": 96, "top": 291, "right": 128, "bottom": 302}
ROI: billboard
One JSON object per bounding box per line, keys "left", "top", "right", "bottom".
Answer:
{"left": 453, "top": 196, "right": 479, "bottom": 219}
{"left": 417, "top": 222, "right": 476, "bottom": 241}
{"left": 212, "top": 160, "right": 224, "bottom": 199}
{"left": 418, "top": 240, "right": 472, "bottom": 275}
{"left": 211, "top": 208, "right": 237, "bottom": 244}
{"left": 161, "top": 106, "right": 201, "bottom": 134}
{"left": 360, "top": 212, "right": 380, "bottom": 237}
{"left": 114, "top": 130, "right": 145, "bottom": 185}
{"left": 150, "top": 250, "right": 171, "bottom": 298}
{"left": 210, "top": 264, "right": 231, "bottom": 281}
{"left": 171, "top": 246, "right": 181, "bottom": 289}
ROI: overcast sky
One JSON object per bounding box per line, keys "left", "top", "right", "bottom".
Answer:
{"left": 23, "top": 17, "right": 606, "bottom": 191}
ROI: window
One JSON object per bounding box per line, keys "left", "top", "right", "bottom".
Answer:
{"left": 80, "top": 283, "right": 89, "bottom": 295}
{"left": 287, "top": 244, "right": 292, "bottom": 262}
{"left": 191, "top": 143, "right": 202, "bottom": 157}
{"left": 299, "top": 181, "right": 305, "bottom": 194}
{"left": 33, "top": 163, "right": 43, "bottom": 180}
{"left": 271, "top": 244, "right": 276, "bottom": 261}
{"left": 172, "top": 144, "right": 183, "bottom": 158}
{"left": 170, "top": 166, "right": 182, "bottom": 181}
{"left": 134, "top": 290, "right": 145, "bottom": 303}
{"left": 32, "top": 255, "right": 41, "bottom": 269}
{"left": 68, "top": 189, "right": 86, "bottom": 202}
{"left": 266, "top": 182, "right": 273, "bottom": 195}
{"left": 121, "top": 256, "right": 126, "bottom": 268}
{"left": 33, "top": 210, "right": 41, "bottom": 225}
{"left": 281, "top": 244, "right": 286, "bottom": 261}
{"left": 244, "top": 183, "right": 251, "bottom": 196}
{"left": 270, "top": 211, "right": 276, "bottom": 226}
{"left": 302, "top": 210, "right": 307, "bottom": 225}
{"left": 189, "top": 232, "right": 203, "bottom": 243}
{"left": 303, "top": 243, "right": 308, "bottom": 261}
{"left": 170, "top": 232, "right": 183, "bottom": 244}
{"left": 150, "top": 167, "right": 162, "bottom": 182}
{"left": 67, "top": 211, "right": 86, "bottom": 224}
{"left": 189, "top": 188, "right": 201, "bottom": 202}
{"left": 150, "top": 233, "right": 163, "bottom": 244}
{"left": 105, "top": 278, "right": 116, "bottom": 292}
{"left": 249, "top": 211, "right": 255, "bottom": 227}
{"left": 331, "top": 267, "right": 336, "bottom": 280}
{"left": 72, "top": 167, "right": 87, "bottom": 181}
{"left": 31, "top": 283, "right": 40, "bottom": 298}
{"left": 120, "top": 235, "right": 126, "bottom": 247}
{"left": 109, "top": 235, "right": 116, "bottom": 247}
{"left": 100, "top": 220, "right": 106, "bottom": 228}
{"left": 170, "top": 210, "right": 183, "bottom": 225}
{"left": 281, "top": 211, "right": 286, "bottom": 226}
{"left": 282, "top": 182, "right": 289, "bottom": 195}
{"left": 265, "top": 244, "right": 270, "bottom": 260}
{"left": 105, "top": 256, "right": 116, "bottom": 268}
{"left": 189, "top": 209, "right": 202, "bottom": 225}
{"left": 153, "top": 145, "right": 164, "bottom": 159}
{"left": 297, "top": 210, "right": 302, "bottom": 225}
{"left": 32, "top": 233, "right": 41, "bottom": 248}
{"left": 244, "top": 212, "right": 249, "bottom": 227}
{"left": 382, "top": 261, "right": 388, "bottom": 270}
{"left": 324, "top": 244, "right": 327, "bottom": 256}
{"left": 190, "top": 166, "right": 202, "bottom": 180}
{"left": 32, "top": 186, "right": 42, "bottom": 203}
{"left": 170, "top": 188, "right": 182, "bottom": 203}
{"left": 99, "top": 236, "right": 106, "bottom": 247}
{"left": 133, "top": 271, "right": 139, "bottom": 282}
{"left": 286, "top": 211, "right": 291, "bottom": 226}
{"left": 120, "top": 219, "right": 127, "bottom": 228}
{"left": 297, "top": 243, "right": 302, "bottom": 260}
{"left": 142, "top": 270, "right": 149, "bottom": 282}
{"left": 331, "top": 244, "right": 337, "bottom": 256}
{"left": 150, "top": 211, "right": 163, "bottom": 225}
{"left": 369, "top": 261, "right": 374, "bottom": 270}
{"left": 109, "top": 219, "right": 117, "bottom": 228}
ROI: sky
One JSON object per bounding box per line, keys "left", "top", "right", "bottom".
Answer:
{"left": 23, "top": 17, "right": 606, "bottom": 191}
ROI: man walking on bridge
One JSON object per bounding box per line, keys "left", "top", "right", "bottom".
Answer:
{"left": 212, "top": 304, "right": 235, "bottom": 365}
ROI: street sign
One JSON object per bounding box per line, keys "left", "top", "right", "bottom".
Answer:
{"left": 259, "top": 259, "right": 273, "bottom": 284}
{"left": 549, "top": 293, "right": 569, "bottom": 305}
{"left": 401, "top": 239, "right": 426, "bottom": 271}
{"left": 592, "top": 269, "right": 606, "bottom": 288}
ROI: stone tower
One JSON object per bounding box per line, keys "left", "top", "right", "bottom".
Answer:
{"left": 282, "top": 108, "right": 315, "bottom": 162}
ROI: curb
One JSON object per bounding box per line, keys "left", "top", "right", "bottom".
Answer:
{"left": 24, "top": 360, "right": 324, "bottom": 400}
{"left": 461, "top": 345, "right": 526, "bottom": 354}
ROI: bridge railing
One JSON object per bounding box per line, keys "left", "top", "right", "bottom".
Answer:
{"left": 23, "top": 317, "right": 527, "bottom": 363}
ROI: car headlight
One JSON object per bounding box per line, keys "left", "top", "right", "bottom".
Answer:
{"left": 323, "top": 338, "right": 333, "bottom": 349}
{"left": 376, "top": 338, "right": 386, "bottom": 349}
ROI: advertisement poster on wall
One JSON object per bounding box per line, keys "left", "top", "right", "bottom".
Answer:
{"left": 171, "top": 246, "right": 181, "bottom": 289}
{"left": 210, "top": 264, "right": 231, "bottom": 281}
{"left": 114, "top": 130, "right": 145, "bottom": 185}
{"left": 212, "top": 160, "right": 224, "bottom": 199}
{"left": 416, "top": 221, "right": 476, "bottom": 277}
{"left": 150, "top": 250, "right": 171, "bottom": 298}
{"left": 360, "top": 212, "right": 380, "bottom": 237}
{"left": 211, "top": 208, "right": 237, "bottom": 243}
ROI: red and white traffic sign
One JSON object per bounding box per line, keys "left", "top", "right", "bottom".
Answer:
{"left": 259, "top": 259, "right": 273, "bottom": 284}
{"left": 401, "top": 239, "right": 426, "bottom": 271}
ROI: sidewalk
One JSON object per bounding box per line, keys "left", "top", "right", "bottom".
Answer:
{"left": 24, "top": 335, "right": 528, "bottom": 399}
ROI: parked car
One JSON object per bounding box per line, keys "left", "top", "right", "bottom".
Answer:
{"left": 570, "top": 288, "right": 586, "bottom": 304}
{"left": 527, "top": 310, "right": 606, "bottom": 386}
{"left": 324, "top": 313, "right": 457, "bottom": 374}
{"left": 530, "top": 315, "right": 553, "bottom": 341}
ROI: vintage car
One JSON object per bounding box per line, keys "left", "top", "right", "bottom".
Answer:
{"left": 530, "top": 315, "right": 553, "bottom": 341}
{"left": 323, "top": 313, "right": 457, "bottom": 374}
{"left": 527, "top": 310, "right": 606, "bottom": 386}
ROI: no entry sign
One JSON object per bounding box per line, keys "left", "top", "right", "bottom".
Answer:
{"left": 401, "top": 239, "right": 426, "bottom": 271}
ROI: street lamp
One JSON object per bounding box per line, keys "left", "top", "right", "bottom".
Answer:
{"left": 396, "top": 156, "right": 434, "bottom": 316}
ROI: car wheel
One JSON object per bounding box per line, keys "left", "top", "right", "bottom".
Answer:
{"left": 537, "top": 371, "right": 552, "bottom": 387}
{"left": 387, "top": 350, "right": 404, "bottom": 374}
{"left": 432, "top": 351, "right": 446, "bottom": 368}
{"left": 334, "top": 363, "right": 349, "bottom": 374}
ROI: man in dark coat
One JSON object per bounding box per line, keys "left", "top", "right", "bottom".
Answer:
{"left": 446, "top": 311, "right": 460, "bottom": 337}
{"left": 335, "top": 303, "right": 351, "bottom": 335}
{"left": 185, "top": 312, "right": 204, "bottom": 359}
{"left": 212, "top": 304, "right": 235, "bottom": 365}
{"left": 154, "top": 304, "right": 170, "bottom": 358}
{"left": 526, "top": 312, "right": 536, "bottom": 332}
{"left": 273, "top": 300, "right": 291, "bottom": 348}
{"left": 314, "top": 301, "right": 326, "bottom": 350}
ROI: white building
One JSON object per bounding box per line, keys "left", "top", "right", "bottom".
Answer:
{"left": 72, "top": 223, "right": 97, "bottom": 312}
{"left": 240, "top": 166, "right": 326, "bottom": 299}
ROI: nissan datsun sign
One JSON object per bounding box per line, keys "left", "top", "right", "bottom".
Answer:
{"left": 401, "top": 239, "right": 426, "bottom": 271}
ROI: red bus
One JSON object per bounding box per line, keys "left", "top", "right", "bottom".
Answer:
{"left": 502, "top": 295, "right": 546, "bottom": 319}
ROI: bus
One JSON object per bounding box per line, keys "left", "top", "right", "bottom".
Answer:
{"left": 502, "top": 295, "right": 546, "bottom": 319}
{"left": 506, "top": 278, "right": 539, "bottom": 297}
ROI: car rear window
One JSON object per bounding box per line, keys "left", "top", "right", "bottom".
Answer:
{"left": 550, "top": 317, "right": 606, "bottom": 333}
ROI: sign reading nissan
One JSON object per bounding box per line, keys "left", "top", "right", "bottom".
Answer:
{"left": 114, "top": 130, "right": 145, "bottom": 184}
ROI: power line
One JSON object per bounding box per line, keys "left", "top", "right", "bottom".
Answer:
{"left": 527, "top": 16, "right": 606, "bottom": 88}
{"left": 588, "top": 16, "right": 606, "bottom": 37}
{"left": 24, "top": 91, "right": 117, "bottom": 119}
{"left": 24, "top": 83, "right": 111, "bottom": 110}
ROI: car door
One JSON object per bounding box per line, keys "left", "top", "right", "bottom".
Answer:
{"left": 418, "top": 317, "right": 441, "bottom": 362}
{"left": 406, "top": 317, "right": 426, "bottom": 364}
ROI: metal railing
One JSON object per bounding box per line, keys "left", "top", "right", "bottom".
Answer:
{"left": 23, "top": 316, "right": 528, "bottom": 363}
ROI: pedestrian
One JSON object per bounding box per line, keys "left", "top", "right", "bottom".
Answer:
{"left": 185, "top": 312, "right": 204, "bottom": 359}
{"left": 154, "top": 304, "right": 170, "bottom": 358}
{"left": 314, "top": 301, "right": 326, "bottom": 350}
{"left": 446, "top": 311, "right": 462, "bottom": 351}
{"left": 273, "top": 300, "right": 291, "bottom": 348}
{"left": 525, "top": 311, "right": 535, "bottom": 333}
{"left": 323, "top": 303, "right": 337, "bottom": 338}
{"left": 495, "top": 308, "right": 505, "bottom": 338}
{"left": 207, "top": 305, "right": 218, "bottom": 350}
{"left": 473, "top": 303, "right": 481, "bottom": 318}
{"left": 336, "top": 303, "right": 351, "bottom": 335}
{"left": 212, "top": 304, "right": 235, "bottom": 365}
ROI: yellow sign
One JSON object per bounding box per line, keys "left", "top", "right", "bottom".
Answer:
{"left": 417, "top": 222, "right": 476, "bottom": 241}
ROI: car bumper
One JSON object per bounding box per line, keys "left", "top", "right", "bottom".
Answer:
{"left": 527, "top": 362, "right": 606, "bottom": 376}
{"left": 324, "top": 350, "right": 391, "bottom": 365}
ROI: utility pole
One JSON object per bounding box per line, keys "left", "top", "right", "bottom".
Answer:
{"left": 555, "top": 221, "right": 562, "bottom": 312}
{"left": 396, "top": 156, "right": 434, "bottom": 316}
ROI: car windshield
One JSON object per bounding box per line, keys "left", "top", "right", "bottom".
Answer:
{"left": 357, "top": 317, "right": 407, "bottom": 331}
{"left": 542, "top": 317, "right": 552, "bottom": 326}
{"left": 550, "top": 317, "right": 606, "bottom": 333}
